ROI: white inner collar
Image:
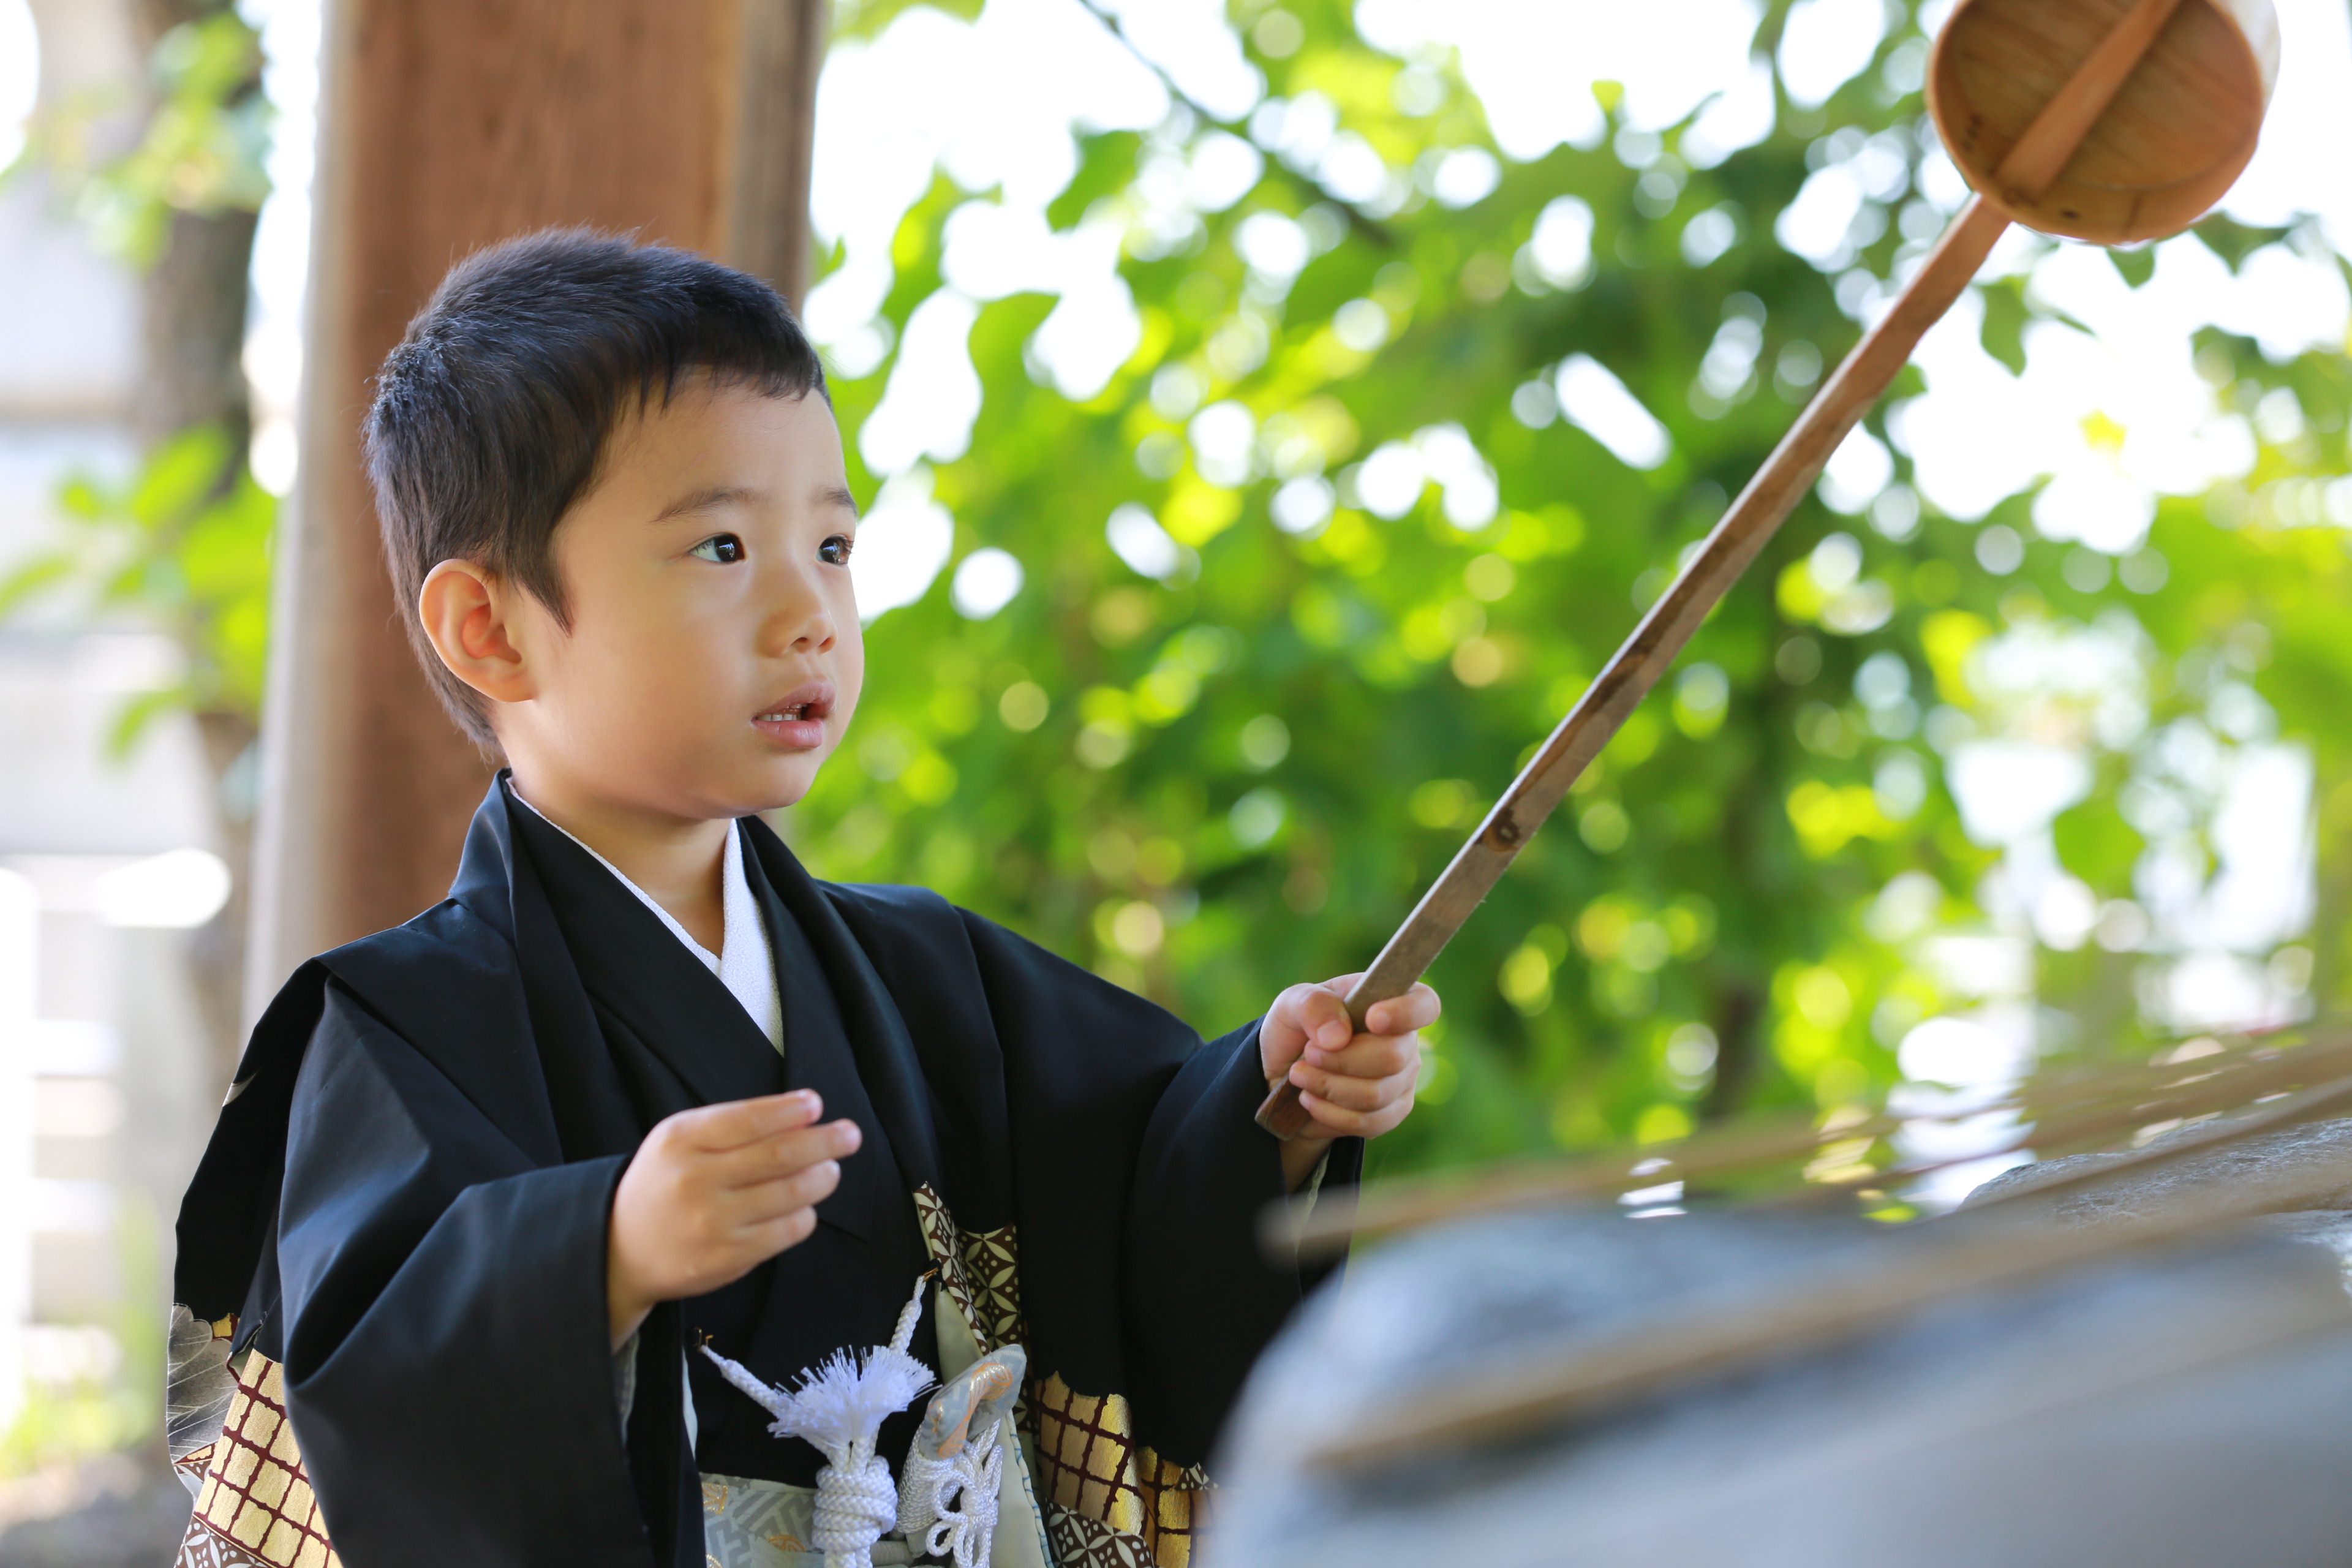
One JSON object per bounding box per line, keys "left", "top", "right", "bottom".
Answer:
{"left": 510, "top": 789, "right": 783, "bottom": 1053}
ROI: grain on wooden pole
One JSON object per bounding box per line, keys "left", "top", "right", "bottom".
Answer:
{"left": 725, "top": 0, "right": 829, "bottom": 307}
{"left": 243, "top": 0, "right": 827, "bottom": 1022}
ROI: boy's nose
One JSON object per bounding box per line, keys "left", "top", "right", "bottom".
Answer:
{"left": 763, "top": 584, "right": 837, "bottom": 655}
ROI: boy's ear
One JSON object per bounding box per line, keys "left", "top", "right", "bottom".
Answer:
{"left": 418, "top": 559, "right": 537, "bottom": 706}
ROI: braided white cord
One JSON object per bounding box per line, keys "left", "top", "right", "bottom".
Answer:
{"left": 897, "top": 1449, "right": 951, "bottom": 1539}
{"left": 701, "top": 1273, "right": 942, "bottom": 1568}
{"left": 818, "top": 1275, "right": 937, "bottom": 1567}
{"left": 898, "top": 1414, "right": 1004, "bottom": 1568}
{"left": 813, "top": 1452, "right": 900, "bottom": 1568}
{"left": 699, "top": 1342, "right": 793, "bottom": 1422}
{"left": 889, "top": 1276, "right": 928, "bottom": 1355}
{"left": 930, "top": 1431, "right": 1003, "bottom": 1568}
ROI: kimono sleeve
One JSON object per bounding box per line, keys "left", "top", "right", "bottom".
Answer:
{"left": 273, "top": 981, "right": 650, "bottom": 1566}
{"left": 949, "top": 911, "right": 1363, "bottom": 1469}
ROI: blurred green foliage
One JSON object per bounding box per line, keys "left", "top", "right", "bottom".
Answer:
{"left": 0, "top": 426, "right": 274, "bottom": 747}
{"left": 795, "top": 0, "right": 2352, "bottom": 1186}
{"left": 14, "top": 7, "right": 270, "bottom": 265}
{"left": 0, "top": 2, "right": 270, "bottom": 1485}
{"left": 2, "top": 1, "right": 274, "bottom": 747}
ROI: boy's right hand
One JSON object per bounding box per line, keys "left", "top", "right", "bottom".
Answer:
{"left": 606, "top": 1089, "right": 860, "bottom": 1348}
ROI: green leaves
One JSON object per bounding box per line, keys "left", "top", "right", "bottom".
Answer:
{"left": 1, "top": 426, "right": 274, "bottom": 747}
{"left": 1973, "top": 273, "right": 2094, "bottom": 376}
{"left": 1047, "top": 132, "right": 1142, "bottom": 231}
{"left": 20, "top": 7, "right": 270, "bottom": 268}
{"left": 2107, "top": 244, "right": 2156, "bottom": 290}
{"left": 2192, "top": 213, "right": 2296, "bottom": 274}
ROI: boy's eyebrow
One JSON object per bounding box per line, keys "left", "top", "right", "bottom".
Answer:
{"left": 650, "top": 484, "right": 861, "bottom": 522}
{"left": 650, "top": 485, "right": 758, "bottom": 524}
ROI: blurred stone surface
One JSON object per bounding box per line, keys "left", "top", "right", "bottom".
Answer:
{"left": 2254, "top": 1208, "right": 2352, "bottom": 1265}
{"left": 1962, "top": 1116, "right": 2352, "bottom": 1226}
{"left": 1207, "top": 1208, "right": 2352, "bottom": 1568}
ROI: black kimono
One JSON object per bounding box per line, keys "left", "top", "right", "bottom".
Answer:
{"left": 166, "top": 779, "right": 1355, "bottom": 1568}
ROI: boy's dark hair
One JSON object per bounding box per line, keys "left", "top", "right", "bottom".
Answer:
{"left": 365, "top": 228, "right": 829, "bottom": 750}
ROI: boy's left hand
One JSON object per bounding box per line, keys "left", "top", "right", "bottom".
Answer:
{"left": 1261, "top": 974, "right": 1439, "bottom": 1180}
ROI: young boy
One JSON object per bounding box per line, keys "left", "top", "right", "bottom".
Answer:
{"left": 167, "top": 230, "right": 1436, "bottom": 1568}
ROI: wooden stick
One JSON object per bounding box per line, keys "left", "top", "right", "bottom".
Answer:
{"left": 1303, "top": 1072, "right": 2352, "bottom": 1474}
{"left": 1257, "top": 0, "right": 2184, "bottom": 1140}
{"left": 1255, "top": 196, "right": 2005, "bottom": 1138}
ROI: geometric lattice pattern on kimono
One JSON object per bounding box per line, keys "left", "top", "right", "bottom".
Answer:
{"left": 1047, "top": 1505, "right": 1164, "bottom": 1568}
{"left": 173, "top": 1526, "right": 277, "bottom": 1568}
{"left": 912, "top": 1184, "right": 989, "bottom": 1348}
{"left": 1027, "top": 1374, "right": 1208, "bottom": 1568}
{"left": 910, "top": 1183, "right": 1027, "bottom": 1354}
{"left": 175, "top": 1352, "right": 341, "bottom": 1568}
{"left": 957, "top": 1221, "right": 1026, "bottom": 1352}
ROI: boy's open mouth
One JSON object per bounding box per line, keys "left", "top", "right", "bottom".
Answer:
{"left": 753, "top": 682, "right": 835, "bottom": 747}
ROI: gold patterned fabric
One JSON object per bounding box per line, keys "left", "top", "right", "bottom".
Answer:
{"left": 910, "top": 1182, "right": 1206, "bottom": 1567}
{"left": 1027, "top": 1374, "right": 1206, "bottom": 1568}
{"left": 175, "top": 1351, "right": 341, "bottom": 1568}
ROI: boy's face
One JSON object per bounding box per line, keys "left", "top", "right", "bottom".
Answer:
{"left": 494, "top": 381, "right": 863, "bottom": 820}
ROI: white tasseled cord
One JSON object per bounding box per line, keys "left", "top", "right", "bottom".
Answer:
{"left": 899, "top": 1350, "right": 1022, "bottom": 1568}
{"left": 900, "top": 1434, "right": 1003, "bottom": 1568}
{"left": 809, "top": 1279, "right": 933, "bottom": 1566}
{"left": 700, "top": 1275, "right": 936, "bottom": 1568}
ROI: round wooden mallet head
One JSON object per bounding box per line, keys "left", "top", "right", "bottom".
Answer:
{"left": 1929, "top": 0, "right": 2280, "bottom": 244}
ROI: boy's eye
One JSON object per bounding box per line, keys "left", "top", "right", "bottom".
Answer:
{"left": 819, "top": 534, "right": 854, "bottom": 567}
{"left": 690, "top": 534, "right": 745, "bottom": 564}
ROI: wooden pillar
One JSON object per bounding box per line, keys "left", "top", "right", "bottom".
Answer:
{"left": 244, "top": 0, "right": 826, "bottom": 1020}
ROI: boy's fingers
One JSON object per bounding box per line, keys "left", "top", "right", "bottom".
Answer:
{"left": 727, "top": 1158, "right": 842, "bottom": 1223}
{"left": 1289, "top": 1055, "right": 1419, "bottom": 1113}
{"left": 1295, "top": 1031, "right": 1417, "bottom": 1083}
{"left": 709, "top": 1118, "right": 862, "bottom": 1187}
{"left": 739, "top": 1207, "right": 820, "bottom": 1264}
{"left": 1362, "top": 983, "right": 1441, "bottom": 1039}
{"left": 1297, "top": 1086, "right": 1413, "bottom": 1139}
{"left": 1288, "top": 1069, "right": 1384, "bottom": 1113}
{"left": 678, "top": 1090, "right": 824, "bottom": 1151}
{"left": 1275, "top": 982, "right": 1356, "bottom": 1054}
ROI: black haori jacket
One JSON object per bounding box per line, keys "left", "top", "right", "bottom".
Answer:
{"left": 167, "top": 779, "right": 1354, "bottom": 1568}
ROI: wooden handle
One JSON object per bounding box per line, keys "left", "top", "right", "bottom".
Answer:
{"left": 1253, "top": 200, "right": 2005, "bottom": 1142}
{"left": 1261, "top": 196, "right": 2013, "bottom": 1142}
{"left": 1256, "top": 0, "right": 2166, "bottom": 1142}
